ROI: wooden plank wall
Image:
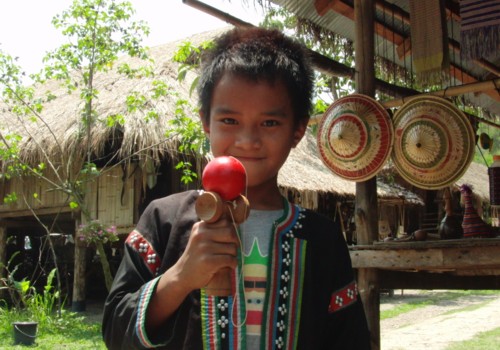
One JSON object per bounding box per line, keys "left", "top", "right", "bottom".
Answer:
{"left": 85, "top": 165, "right": 135, "bottom": 230}
{"left": 0, "top": 166, "right": 135, "bottom": 231}
{"left": 0, "top": 170, "right": 69, "bottom": 212}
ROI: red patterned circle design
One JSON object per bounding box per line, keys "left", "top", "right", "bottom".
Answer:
{"left": 391, "top": 95, "right": 475, "bottom": 190}
{"left": 317, "top": 94, "right": 394, "bottom": 182}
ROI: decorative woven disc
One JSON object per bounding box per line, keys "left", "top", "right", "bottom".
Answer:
{"left": 392, "top": 95, "right": 475, "bottom": 190}
{"left": 317, "top": 94, "right": 394, "bottom": 181}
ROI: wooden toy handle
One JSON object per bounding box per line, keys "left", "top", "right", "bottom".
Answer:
{"left": 195, "top": 192, "right": 250, "bottom": 224}
{"left": 195, "top": 192, "right": 225, "bottom": 223}
{"left": 195, "top": 192, "right": 250, "bottom": 296}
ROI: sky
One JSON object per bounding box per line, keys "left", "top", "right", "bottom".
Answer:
{"left": 0, "top": 0, "right": 264, "bottom": 76}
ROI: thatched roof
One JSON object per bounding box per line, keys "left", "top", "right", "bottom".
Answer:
{"left": 281, "top": 132, "right": 424, "bottom": 205}
{"left": 0, "top": 27, "right": 425, "bottom": 204}
{"left": 0, "top": 28, "right": 227, "bottom": 167}
{"left": 453, "top": 161, "right": 490, "bottom": 202}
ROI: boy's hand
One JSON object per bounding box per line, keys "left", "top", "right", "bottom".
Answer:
{"left": 174, "top": 218, "right": 239, "bottom": 292}
{"left": 146, "top": 218, "right": 238, "bottom": 331}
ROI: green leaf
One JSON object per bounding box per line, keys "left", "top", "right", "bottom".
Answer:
{"left": 3, "top": 192, "right": 18, "bottom": 204}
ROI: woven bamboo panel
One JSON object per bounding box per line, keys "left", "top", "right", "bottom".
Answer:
{"left": 96, "top": 166, "right": 134, "bottom": 227}
{"left": 0, "top": 170, "right": 70, "bottom": 212}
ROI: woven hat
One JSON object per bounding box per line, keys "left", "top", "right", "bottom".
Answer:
{"left": 392, "top": 95, "right": 475, "bottom": 190}
{"left": 317, "top": 94, "right": 394, "bottom": 181}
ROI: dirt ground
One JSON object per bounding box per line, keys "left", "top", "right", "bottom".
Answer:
{"left": 381, "top": 290, "right": 500, "bottom": 350}
{"left": 83, "top": 290, "right": 500, "bottom": 349}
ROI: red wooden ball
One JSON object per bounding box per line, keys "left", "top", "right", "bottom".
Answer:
{"left": 202, "top": 156, "right": 246, "bottom": 201}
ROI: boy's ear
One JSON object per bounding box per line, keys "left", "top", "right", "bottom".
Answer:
{"left": 292, "top": 120, "right": 308, "bottom": 148}
{"left": 199, "top": 111, "right": 210, "bottom": 135}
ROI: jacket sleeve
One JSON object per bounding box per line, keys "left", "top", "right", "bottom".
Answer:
{"left": 298, "top": 209, "right": 371, "bottom": 349}
{"left": 101, "top": 192, "right": 197, "bottom": 349}
{"left": 102, "top": 243, "right": 157, "bottom": 349}
{"left": 323, "top": 217, "right": 371, "bottom": 349}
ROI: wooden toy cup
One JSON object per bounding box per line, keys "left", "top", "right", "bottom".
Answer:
{"left": 195, "top": 191, "right": 250, "bottom": 296}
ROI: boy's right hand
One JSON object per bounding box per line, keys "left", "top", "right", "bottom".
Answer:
{"left": 172, "top": 218, "right": 240, "bottom": 292}
{"left": 146, "top": 218, "right": 239, "bottom": 330}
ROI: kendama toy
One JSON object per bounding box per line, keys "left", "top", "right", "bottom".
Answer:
{"left": 195, "top": 156, "right": 249, "bottom": 296}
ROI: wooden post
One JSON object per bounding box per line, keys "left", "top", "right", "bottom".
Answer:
{"left": 133, "top": 164, "right": 143, "bottom": 224}
{"left": 354, "top": 1, "right": 380, "bottom": 349}
{"left": 72, "top": 219, "right": 87, "bottom": 312}
{"left": 0, "top": 226, "right": 6, "bottom": 299}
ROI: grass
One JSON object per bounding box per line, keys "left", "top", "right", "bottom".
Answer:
{"left": 1, "top": 289, "right": 498, "bottom": 348}
{"left": 0, "top": 309, "right": 105, "bottom": 349}
{"left": 380, "top": 289, "right": 500, "bottom": 320}
{"left": 444, "top": 327, "right": 500, "bottom": 350}
{"left": 381, "top": 290, "right": 500, "bottom": 350}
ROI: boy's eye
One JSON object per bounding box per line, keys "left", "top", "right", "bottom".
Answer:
{"left": 221, "top": 118, "right": 237, "bottom": 125}
{"left": 262, "top": 120, "right": 279, "bottom": 127}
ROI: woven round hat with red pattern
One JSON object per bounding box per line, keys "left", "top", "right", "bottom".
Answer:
{"left": 317, "top": 94, "right": 394, "bottom": 182}
{"left": 391, "top": 95, "right": 475, "bottom": 190}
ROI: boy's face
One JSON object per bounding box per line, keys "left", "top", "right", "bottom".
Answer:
{"left": 201, "top": 73, "right": 306, "bottom": 190}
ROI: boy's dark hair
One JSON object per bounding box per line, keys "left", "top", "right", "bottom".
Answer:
{"left": 198, "top": 27, "right": 314, "bottom": 125}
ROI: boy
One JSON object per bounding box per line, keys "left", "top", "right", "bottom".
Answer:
{"left": 102, "top": 27, "right": 370, "bottom": 349}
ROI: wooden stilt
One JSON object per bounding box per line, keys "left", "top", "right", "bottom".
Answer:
{"left": 0, "top": 226, "right": 7, "bottom": 299}
{"left": 354, "top": 1, "right": 380, "bottom": 349}
{"left": 72, "top": 220, "right": 87, "bottom": 312}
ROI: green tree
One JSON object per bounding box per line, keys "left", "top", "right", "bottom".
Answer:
{"left": 474, "top": 121, "right": 500, "bottom": 166}
{"left": 0, "top": 0, "right": 152, "bottom": 298}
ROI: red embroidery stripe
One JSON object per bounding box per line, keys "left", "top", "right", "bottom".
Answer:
{"left": 328, "top": 281, "right": 358, "bottom": 313}
{"left": 126, "top": 230, "right": 161, "bottom": 276}
{"left": 208, "top": 298, "right": 217, "bottom": 350}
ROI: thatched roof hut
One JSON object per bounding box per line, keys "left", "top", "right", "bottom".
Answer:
{"left": 0, "top": 27, "right": 424, "bottom": 209}
{"left": 0, "top": 29, "right": 223, "bottom": 169}
{"left": 282, "top": 132, "right": 424, "bottom": 206}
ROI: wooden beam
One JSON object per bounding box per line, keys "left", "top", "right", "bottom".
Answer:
{"left": 309, "top": 49, "right": 354, "bottom": 78}
{"left": 184, "top": 0, "right": 356, "bottom": 80}
{"left": 377, "top": 270, "right": 500, "bottom": 290}
{"left": 351, "top": 245, "right": 500, "bottom": 270}
{"left": 0, "top": 219, "right": 75, "bottom": 232}
{"left": 381, "top": 78, "right": 500, "bottom": 108}
{"left": 182, "top": 0, "right": 253, "bottom": 28}
{"left": 350, "top": 239, "right": 500, "bottom": 271}
{"left": 0, "top": 206, "right": 76, "bottom": 219}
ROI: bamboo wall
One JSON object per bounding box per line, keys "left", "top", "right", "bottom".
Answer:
{"left": 0, "top": 170, "right": 69, "bottom": 213}
{"left": 85, "top": 165, "right": 135, "bottom": 230}
{"left": 0, "top": 166, "right": 136, "bottom": 231}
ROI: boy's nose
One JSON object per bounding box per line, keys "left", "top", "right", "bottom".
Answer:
{"left": 235, "top": 127, "right": 261, "bottom": 149}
